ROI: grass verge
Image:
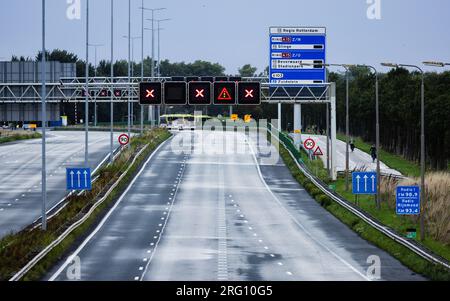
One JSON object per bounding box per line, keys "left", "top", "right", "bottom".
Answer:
{"left": 0, "top": 131, "right": 42, "bottom": 144}
{"left": 336, "top": 133, "right": 420, "bottom": 177}
{"left": 273, "top": 133, "right": 450, "bottom": 281}
{"left": 0, "top": 128, "right": 171, "bottom": 281}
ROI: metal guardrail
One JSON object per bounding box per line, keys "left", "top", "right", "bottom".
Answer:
{"left": 29, "top": 145, "right": 122, "bottom": 231}
{"left": 9, "top": 136, "right": 170, "bottom": 281}
{"left": 268, "top": 125, "right": 450, "bottom": 271}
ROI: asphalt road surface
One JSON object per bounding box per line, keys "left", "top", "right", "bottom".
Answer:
{"left": 0, "top": 130, "right": 122, "bottom": 238}
{"left": 299, "top": 134, "right": 402, "bottom": 176}
{"left": 47, "top": 131, "right": 423, "bottom": 281}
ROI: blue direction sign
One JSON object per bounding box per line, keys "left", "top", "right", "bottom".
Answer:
{"left": 352, "top": 172, "right": 377, "bottom": 195}
{"left": 269, "top": 27, "right": 326, "bottom": 85}
{"left": 66, "top": 168, "right": 92, "bottom": 190}
{"left": 396, "top": 186, "right": 420, "bottom": 215}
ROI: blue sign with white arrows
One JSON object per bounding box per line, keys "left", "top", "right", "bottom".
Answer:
{"left": 66, "top": 168, "right": 92, "bottom": 190}
{"left": 396, "top": 186, "right": 420, "bottom": 215}
{"left": 352, "top": 172, "right": 377, "bottom": 195}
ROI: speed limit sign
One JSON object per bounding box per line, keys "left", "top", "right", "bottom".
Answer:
{"left": 118, "top": 134, "right": 130, "bottom": 146}
{"left": 303, "top": 138, "right": 315, "bottom": 150}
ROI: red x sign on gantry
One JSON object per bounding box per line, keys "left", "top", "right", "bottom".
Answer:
{"left": 245, "top": 89, "right": 254, "bottom": 98}
{"left": 146, "top": 89, "right": 155, "bottom": 98}
{"left": 195, "top": 89, "right": 205, "bottom": 98}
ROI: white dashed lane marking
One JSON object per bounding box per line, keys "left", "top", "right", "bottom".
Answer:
{"left": 229, "top": 194, "right": 295, "bottom": 278}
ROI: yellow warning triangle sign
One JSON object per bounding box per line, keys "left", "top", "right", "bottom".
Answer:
{"left": 218, "top": 87, "right": 232, "bottom": 100}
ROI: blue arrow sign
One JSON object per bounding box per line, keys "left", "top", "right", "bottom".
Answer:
{"left": 352, "top": 172, "right": 377, "bottom": 195}
{"left": 396, "top": 186, "right": 420, "bottom": 215}
{"left": 66, "top": 168, "right": 92, "bottom": 190}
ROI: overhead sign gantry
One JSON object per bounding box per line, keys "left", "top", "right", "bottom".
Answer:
{"left": 269, "top": 27, "right": 326, "bottom": 85}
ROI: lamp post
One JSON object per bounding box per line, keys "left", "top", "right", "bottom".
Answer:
{"left": 88, "top": 43, "right": 104, "bottom": 127}
{"left": 139, "top": 2, "right": 147, "bottom": 135}
{"left": 122, "top": 35, "right": 141, "bottom": 128}
{"left": 109, "top": 0, "right": 114, "bottom": 163}
{"left": 423, "top": 61, "right": 450, "bottom": 68}
{"left": 144, "top": 8, "right": 166, "bottom": 127}
{"left": 41, "top": 0, "right": 47, "bottom": 230}
{"left": 156, "top": 19, "right": 170, "bottom": 77}
{"left": 358, "top": 64, "right": 380, "bottom": 209}
{"left": 127, "top": 0, "right": 131, "bottom": 138}
{"left": 84, "top": 0, "right": 90, "bottom": 167}
{"left": 300, "top": 62, "right": 353, "bottom": 188}
{"left": 150, "top": 18, "right": 170, "bottom": 126}
{"left": 382, "top": 62, "right": 426, "bottom": 240}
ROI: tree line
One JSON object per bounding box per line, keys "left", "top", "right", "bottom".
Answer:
{"left": 330, "top": 66, "right": 450, "bottom": 170}
{"left": 10, "top": 50, "right": 450, "bottom": 170}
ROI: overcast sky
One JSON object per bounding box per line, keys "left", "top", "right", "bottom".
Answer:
{"left": 0, "top": 0, "right": 449, "bottom": 74}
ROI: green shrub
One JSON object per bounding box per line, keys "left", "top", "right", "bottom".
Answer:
{"left": 316, "top": 194, "right": 332, "bottom": 207}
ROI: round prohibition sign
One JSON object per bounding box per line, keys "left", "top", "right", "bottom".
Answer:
{"left": 303, "top": 138, "right": 316, "bottom": 150}
{"left": 118, "top": 133, "right": 130, "bottom": 146}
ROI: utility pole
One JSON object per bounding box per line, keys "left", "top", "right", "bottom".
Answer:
{"left": 41, "top": 0, "right": 47, "bottom": 230}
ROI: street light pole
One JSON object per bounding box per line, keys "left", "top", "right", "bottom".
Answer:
{"left": 123, "top": 35, "right": 141, "bottom": 130}
{"left": 300, "top": 62, "right": 352, "bottom": 186}
{"left": 156, "top": 19, "right": 169, "bottom": 126}
{"left": 88, "top": 43, "right": 104, "bottom": 127}
{"left": 84, "top": 0, "right": 90, "bottom": 167}
{"left": 127, "top": 0, "right": 131, "bottom": 138}
{"left": 382, "top": 62, "right": 426, "bottom": 239}
{"left": 155, "top": 19, "right": 170, "bottom": 77}
{"left": 110, "top": 0, "right": 114, "bottom": 163}
{"left": 41, "top": 0, "right": 47, "bottom": 230}
{"left": 359, "top": 65, "right": 380, "bottom": 209}
{"left": 140, "top": 0, "right": 145, "bottom": 135}
{"left": 145, "top": 8, "right": 166, "bottom": 127}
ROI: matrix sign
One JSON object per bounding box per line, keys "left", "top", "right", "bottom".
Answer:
{"left": 188, "top": 82, "right": 211, "bottom": 105}
{"left": 237, "top": 82, "right": 261, "bottom": 105}
{"left": 164, "top": 82, "right": 187, "bottom": 105}
{"left": 396, "top": 186, "right": 420, "bottom": 215}
{"left": 139, "top": 82, "right": 162, "bottom": 105}
{"left": 213, "top": 82, "right": 236, "bottom": 105}
{"left": 269, "top": 27, "right": 326, "bottom": 85}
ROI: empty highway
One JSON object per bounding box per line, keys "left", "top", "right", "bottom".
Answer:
{"left": 47, "top": 130, "right": 423, "bottom": 281}
{"left": 0, "top": 130, "right": 122, "bottom": 237}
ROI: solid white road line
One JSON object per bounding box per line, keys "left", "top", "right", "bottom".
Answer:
{"left": 246, "top": 133, "right": 371, "bottom": 281}
{"left": 48, "top": 137, "right": 172, "bottom": 281}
